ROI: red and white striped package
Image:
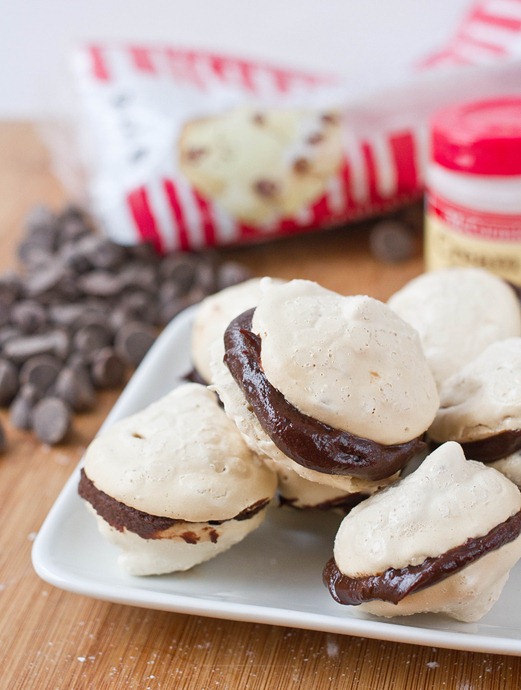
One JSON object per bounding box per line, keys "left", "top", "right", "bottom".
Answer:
{"left": 72, "top": 0, "right": 521, "bottom": 253}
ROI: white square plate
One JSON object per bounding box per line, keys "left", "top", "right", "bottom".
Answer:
{"left": 32, "top": 306, "right": 521, "bottom": 656}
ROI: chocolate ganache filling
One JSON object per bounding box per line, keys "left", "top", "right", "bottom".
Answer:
{"left": 323, "top": 508, "right": 521, "bottom": 606}
{"left": 460, "top": 430, "right": 521, "bottom": 463}
{"left": 78, "top": 468, "right": 270, "bottom": 539}
{"left": 223, "top": 308, "right": 425, "bottom": 481}
{"left": 279, "top": 491, "right": 369, "bottom": 514}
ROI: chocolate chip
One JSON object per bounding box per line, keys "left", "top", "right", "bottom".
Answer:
{"left": 253, "top": 180, "right": 279, "bottom": 198}
{"left": 54, "top": 367, "right": 96, "bottom": 412}
{"left": 322, "top": 112, "right": 339, "bottom": 125}
{"left": 369, "top": 220, "right": 415, "bottom": 264}
{"left": 78, "top": 270, "right": 124, "bottom": 297}
{"left": 84, "top": 237, "right": 126, "bottom": 270}
{"left": 73, "top": 323, "right": 113, "bottom": 356}
{"left": 24, "top": 261, "right": 70, "bottom": 297}
{"left": 48, "top": 330, "right": 70, "bottom": 360}
{"left": 159, "top": 279, "right": 185, "bottom": 304}
{"left": 59, "top": 241, "right": 92, "bottom": 274}
{"left": 159, "top": 295, "right": 193, "bottom": 324}
{"left": 57, "top": 203, "right": 87, "bottom": 224}
{"left": 32, "top": 397, "right": 71, "bottom": 445}
{"left": 9, "top": 385, "right": 39, "bottom": 430}
{"left": 67, "top": 352, "right": 91, "bottom": 375}
{"left": 0, "top": 302, "right": 10, "bottom": 327}
{"left": 74, "top": 302, "right": 112, "bottom": 329}
{"left": 19, "top": 355, "right": 61, "bottom": 394}
{"left": 19, "top": 382, "right": 40, "bottom": 404}
{"left": 186, "top": 147, "right": 207, "bottom": 162}
{"left": 57, "top": 215, "right": 91, "bottom": 244}
{"left": 252, "top": 113, "right": 266, "bottom": 125}
{"left": 161, "top": 283, "right": 205, "bottom": 319}
{"left": 0, "top": 271, "right": 23, "bottom": 305}
{"left": 114, "top": 322, "right": 156, "bottom": 366}
{"left": 48, "top": 303, "right": 87, "bottom": 328}
{"left": 72, "top": 234, "right": 107, "bottom": 263}
{"left": 17, "top": 241, "right": 52, "bottom": 268}
{"left": 90, "top": 348, "right": 126, "bottom": 388}
{"left": 307, "top": 131, "right": 324, "bottom": 145}
{"left": 10, "top": 300, "right": 47, "bottom": 333}
{"left": 24, "top": 205, "right": 57, "bottom": 235}
{"left": 3, "top": 330, "right": 70, "bottom": 363}
{"left": 0, "top": 358, "right": 19, "bottom": 405}
{"left": 126, "top": 242, "right": 157, "bottom": 262}
{"left": 185, "top": 284, "right": 211, "bottom": 306}
{"left": 118, "top": 291, "right": 158, "bottom": 326}
{"left": 193, "top": 259, "right": 217, "bottom": 294}
{"left": 293, "top": 157, "right": 310, "bottom": 174}
{"left": 10, "top": 397, "right": 33, "bottom": 429}
{"left": 119, "top": 263, "right": 158, "bottom": 292}
{"left": 9, "top": 396, "right": 33, "bottom": 429}
{"left": 216, "top": 261, "right": 251, "bottom": 291}
{"left": 24, "top": 205, "right": 59, "bottom": 251}
{"left": 159, "top": 254, "right": 197, "bottom": 291}
{"left": 0, "top": 327, "right": 21, "bottom": 350}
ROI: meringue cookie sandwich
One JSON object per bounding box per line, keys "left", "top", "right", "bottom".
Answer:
{"left": 323, "top": 442, "right": 521, "bottom": 622}
{"left": 212, "top": 279, "right": 438, "bottom": 495}
{"left": 78, "top": 383, "right": 277, "bottom": 575}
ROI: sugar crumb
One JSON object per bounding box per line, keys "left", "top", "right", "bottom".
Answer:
{"left": 326, "top": 637, "right": 340, "bottom": 658}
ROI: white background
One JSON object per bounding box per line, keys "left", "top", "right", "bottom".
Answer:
{"left": 1, "top": 0, "right": 470, "bottom": 119}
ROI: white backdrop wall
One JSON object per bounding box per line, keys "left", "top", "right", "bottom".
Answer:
{"left": 1, "top": 0, "right": 469, "bottom": 118}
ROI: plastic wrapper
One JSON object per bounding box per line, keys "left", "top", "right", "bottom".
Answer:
{"left": 67, "top": 0, "right": 521, "bottom": 252}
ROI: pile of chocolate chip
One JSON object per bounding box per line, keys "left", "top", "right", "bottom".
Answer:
{"left": 0, "top": 204, "right": 251, "bottom": 448}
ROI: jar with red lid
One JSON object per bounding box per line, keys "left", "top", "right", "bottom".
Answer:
{"left": 425, "top": 96, "right": 521, "bottom": 287}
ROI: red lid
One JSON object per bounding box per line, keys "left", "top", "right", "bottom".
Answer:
{"left": 431, "top": 97, "right": 521, "bottom": 176}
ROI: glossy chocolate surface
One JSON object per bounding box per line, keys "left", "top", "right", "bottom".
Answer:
{"left": 323, "top": 509, "right": 521, "bottom": 606}
{"left": 460, "top": 430, "right": 521, "bottom": 463}
{"left": 223, "top": 309, "right": 425, "bottom": 481}
{"left": 78, "top": 468, "right": 269, "bottom": 539}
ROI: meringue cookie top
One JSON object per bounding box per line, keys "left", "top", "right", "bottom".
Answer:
{"left": 334, "top": 441, "right": 521, "bottom": 577}
{"left": 388, "top": 267, "right": 521, "bottom": 388}
{"left": 83, "top": 383, "right": 277, "bottom": 522}
{"left": 192, "top": 276, "right": 284, "bottom": 383}
{"left": 429, "top": 338, "right": 521, "bottom": 443}
{"left": 251, "top": 280, "right": 438, "bottom": 445}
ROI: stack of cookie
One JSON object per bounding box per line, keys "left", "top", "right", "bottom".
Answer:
{"left": 79, "top": 268, "right": 521, "bottom": 623}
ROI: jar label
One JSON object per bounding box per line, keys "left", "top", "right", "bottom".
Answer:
{"left": 425, "top": 192, "right": 521, "bottom": 285}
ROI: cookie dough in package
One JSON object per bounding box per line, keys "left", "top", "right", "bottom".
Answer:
{"left": 72, "top": 1, "right": 521, "bottom": 252}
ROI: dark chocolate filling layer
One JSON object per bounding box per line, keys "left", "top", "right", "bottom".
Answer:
{"left": 459, "top": 430, "right": 521, "bottom": 463}
{"left": 223, "top": 309, "right": 426, "bottom": 481}
{"left": 78, "top": 468, "right": 270, "bottom": 539}
{"left": 279, "top": 491, "right": 369, "bottom": 514}
{"left": 323, "top": 508, "right": 521, "bottom": 606}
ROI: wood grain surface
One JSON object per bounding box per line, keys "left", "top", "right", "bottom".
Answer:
{"left": 0, "top": 122, "right": 520, "bottom": 690}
